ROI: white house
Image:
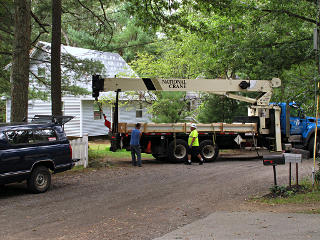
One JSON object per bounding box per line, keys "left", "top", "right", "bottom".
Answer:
{"left": 6, "top": 42, "right": 151, "bottom": 137}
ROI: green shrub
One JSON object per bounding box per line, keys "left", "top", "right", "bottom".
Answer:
{"left": 268, "top": 183, "right": 310, "bottom": 198}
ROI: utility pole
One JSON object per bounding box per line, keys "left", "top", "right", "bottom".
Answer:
{"left": 312, "top": 0, "right": 320, "bottom": 187}
{"left": 318, "top": 1, "right": 320, "bottom": 75}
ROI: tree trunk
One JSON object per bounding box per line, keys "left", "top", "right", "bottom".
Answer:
{"left": 51, "top": 0, "right": 62, "bottom": 116}
{"left": 10, "top": 0, "right": 31, "bottom": 122}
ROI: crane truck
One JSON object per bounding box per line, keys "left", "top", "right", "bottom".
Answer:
{"left": 92, "top": 76, "right": 320, "bottom": 162}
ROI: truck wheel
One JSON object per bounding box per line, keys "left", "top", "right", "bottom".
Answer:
{"left": 27, "top": 166, "right": 51, "bottom": 194}
{"left": 199, "top": 140, "right": 219, "bottom": 162}
{"left": 168, "top": 139, "right": 188, "bottom": 163}
{"left": 308, "top": 136, "right": 320, "bottom": 158}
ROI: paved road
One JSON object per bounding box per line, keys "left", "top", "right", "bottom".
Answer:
{"left": 153, "top": 211, "right": 320, "bottom": 240}
{"left": 0, "top": 155, "right": 316, "bottom": 240}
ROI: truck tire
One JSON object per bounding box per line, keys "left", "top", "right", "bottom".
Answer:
{"left": 168, "top": 139, "right": 188, "bottom": 163}
{"left": 308, "top": 136, "right": 320, "bottom": 158}
{"left": 27, "top": 166, "right": 51, "bottom": 194}
{"left": 199, "top": 140, "right": 219, "bottom": 162}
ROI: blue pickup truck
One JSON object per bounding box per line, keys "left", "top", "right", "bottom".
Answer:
{"left": 0, "top": 116, "right": 77, "bottom": 193}
{"left": 278, "top": 102, "right": 320, "bottom": 157}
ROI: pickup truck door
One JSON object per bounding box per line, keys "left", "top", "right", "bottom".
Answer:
{"left": 0, "top": 130, "right": 34, "bottom": 175}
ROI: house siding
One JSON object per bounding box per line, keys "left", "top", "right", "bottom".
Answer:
{"left": 62, "top": 97, "right": 81, "bottom": 137}
{"left": 81, "top": 100, "right": 151, "bottom": 137}
{"left": 6, "top": 97, "right": 81, "bottom": 137}
{"left": 118, "top": 104, "right": 150, "bottom": 123}
{"left": 81, "top": 100, "right": 111, "bottom": 136}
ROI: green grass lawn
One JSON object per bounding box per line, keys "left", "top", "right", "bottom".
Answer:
{"left": 255, "top": 179, "right": 320, "bottom": 208}
{"left": 260, "top": 189, "right": 320, "bottom": 205}
{"left": 88, "top": 143, "right": 152, "bottom": 160}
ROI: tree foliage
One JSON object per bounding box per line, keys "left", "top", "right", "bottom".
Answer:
{"left": 1, "top": 0, "right": 320, "bottom": 122}
{"left": 0, "top": 0, "right": 158, "bottom": 97}
{"left": 148, "top": 92, "right": 191, "bottom": 123}
{"left": 198, "top": 94, "right": 247, "bottom": 123}
{"left": 128, "top": 0, "right": 319, "bottom": 118}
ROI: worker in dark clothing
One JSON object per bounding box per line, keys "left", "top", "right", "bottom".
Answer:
{"left": 130, "top": 123, "right": 142, "bottom": 167}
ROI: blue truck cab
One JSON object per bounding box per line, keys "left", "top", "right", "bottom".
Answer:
{"left": 277, "top": 102, "right": 319, "bottom": 156}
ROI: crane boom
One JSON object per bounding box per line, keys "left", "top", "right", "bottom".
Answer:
{"left": 92, "top": 76, "right": 281, "bottom": 106}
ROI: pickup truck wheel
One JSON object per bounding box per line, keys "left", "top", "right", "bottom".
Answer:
{"left": 308, "top": 136, "right": 320, "bottom": 158}
{"left": 200, "top": 140, "right": 219, "bottom": 162}
{"left": 27, "top": 166, "right": 51, "bottom": 194}
{"left": 168, "top": 139, "right": 188, "bottom": 163}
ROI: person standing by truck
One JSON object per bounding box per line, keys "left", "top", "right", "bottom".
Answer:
{"left": 186, "top": 123, "right": 204, "bottom": 165}
{"left": 130, "top": 123, "right": 142, "bottom": 167}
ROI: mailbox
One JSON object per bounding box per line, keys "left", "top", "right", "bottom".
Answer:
{"left": 263, "top": 154, "right": 285, "bottom": 166}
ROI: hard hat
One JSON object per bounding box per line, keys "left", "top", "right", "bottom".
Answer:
{"left": 191, "top": 123, "right": 197, "bottom": 128}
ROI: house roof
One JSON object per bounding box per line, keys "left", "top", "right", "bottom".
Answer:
{"left": 29, "top": 41, "right": 136, "bottom": 96}
{"left": 34, "top": 41, "right": 135, "bottom": 76}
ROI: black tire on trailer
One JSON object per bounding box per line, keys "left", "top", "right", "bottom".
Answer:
{"left": 27, "top": 166, "right": 51, "bottom": 194}
{"left": 199, "top": 140, "right": 219, "bottom": 162}
{"left": 168, "top": 139, "right": 188, "bottom": 163}
{"left": 308, "top": 136, "right": 320, "bottom": 158}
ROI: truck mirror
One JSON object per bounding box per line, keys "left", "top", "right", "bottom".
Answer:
{"left": 299, "top": 109, "right": 306, "bottom": 119}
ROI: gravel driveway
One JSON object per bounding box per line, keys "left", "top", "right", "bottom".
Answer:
{"left": 0, "top": 154, "right": 316, "bottom": 240}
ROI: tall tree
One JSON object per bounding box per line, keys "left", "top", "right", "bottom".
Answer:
{"left": 10, "top": 0, "right": 31, "bottom": 122}
{"left": 51, "top": 0, "right": 62, "bottom": 116}
{"left": 0, "top": 0, "right": 14, "bottom": 96}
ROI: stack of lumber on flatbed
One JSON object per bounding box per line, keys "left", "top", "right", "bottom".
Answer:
{"left": 118, "top": 122, "right": 257, "bottom": 134}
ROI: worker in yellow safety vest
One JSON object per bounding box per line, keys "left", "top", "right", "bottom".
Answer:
{"left": 186, "top": 123, "right": 204, "bottom": 165}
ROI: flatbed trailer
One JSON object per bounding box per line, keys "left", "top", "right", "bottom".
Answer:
{"left": 114, "top": 122, "right": 259, "bottom": 162}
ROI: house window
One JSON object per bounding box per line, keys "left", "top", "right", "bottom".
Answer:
{"left": 136, "top": 103, "right": 143, "bottom": 118}
{"left": 136, "top": 109, "right": 143, "bottom": 118}
{"left": 37, "top": 67, "right": 45, "bottom": 81}
{"left": 93, "top": 102, "right": 102, "bottom": 120}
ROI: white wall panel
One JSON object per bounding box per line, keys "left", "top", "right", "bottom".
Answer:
{"left": 62, "top": 96, "right": 81, "bottom": 137}
{"left": 81, "top": 100, "right": 111, "bottom": 136}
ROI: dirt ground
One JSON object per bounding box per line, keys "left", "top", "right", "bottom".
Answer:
{"left": 0, "top": 151, "right": 318, "bottom": 240}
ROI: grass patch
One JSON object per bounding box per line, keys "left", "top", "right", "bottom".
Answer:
{"left": 71, "top": 165, "right": 85, "bottom": 172}
{"left": 256, "top": 179, "right": 320, "bottom": 205}
{"left": 303, "top": 209, "right": 320, "bottom": 214}
{"left": 88, "top": 142, "right": 152, "bottom": 168}
{"left": 89, "top": 143, "right": 151, "bottom": 159}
